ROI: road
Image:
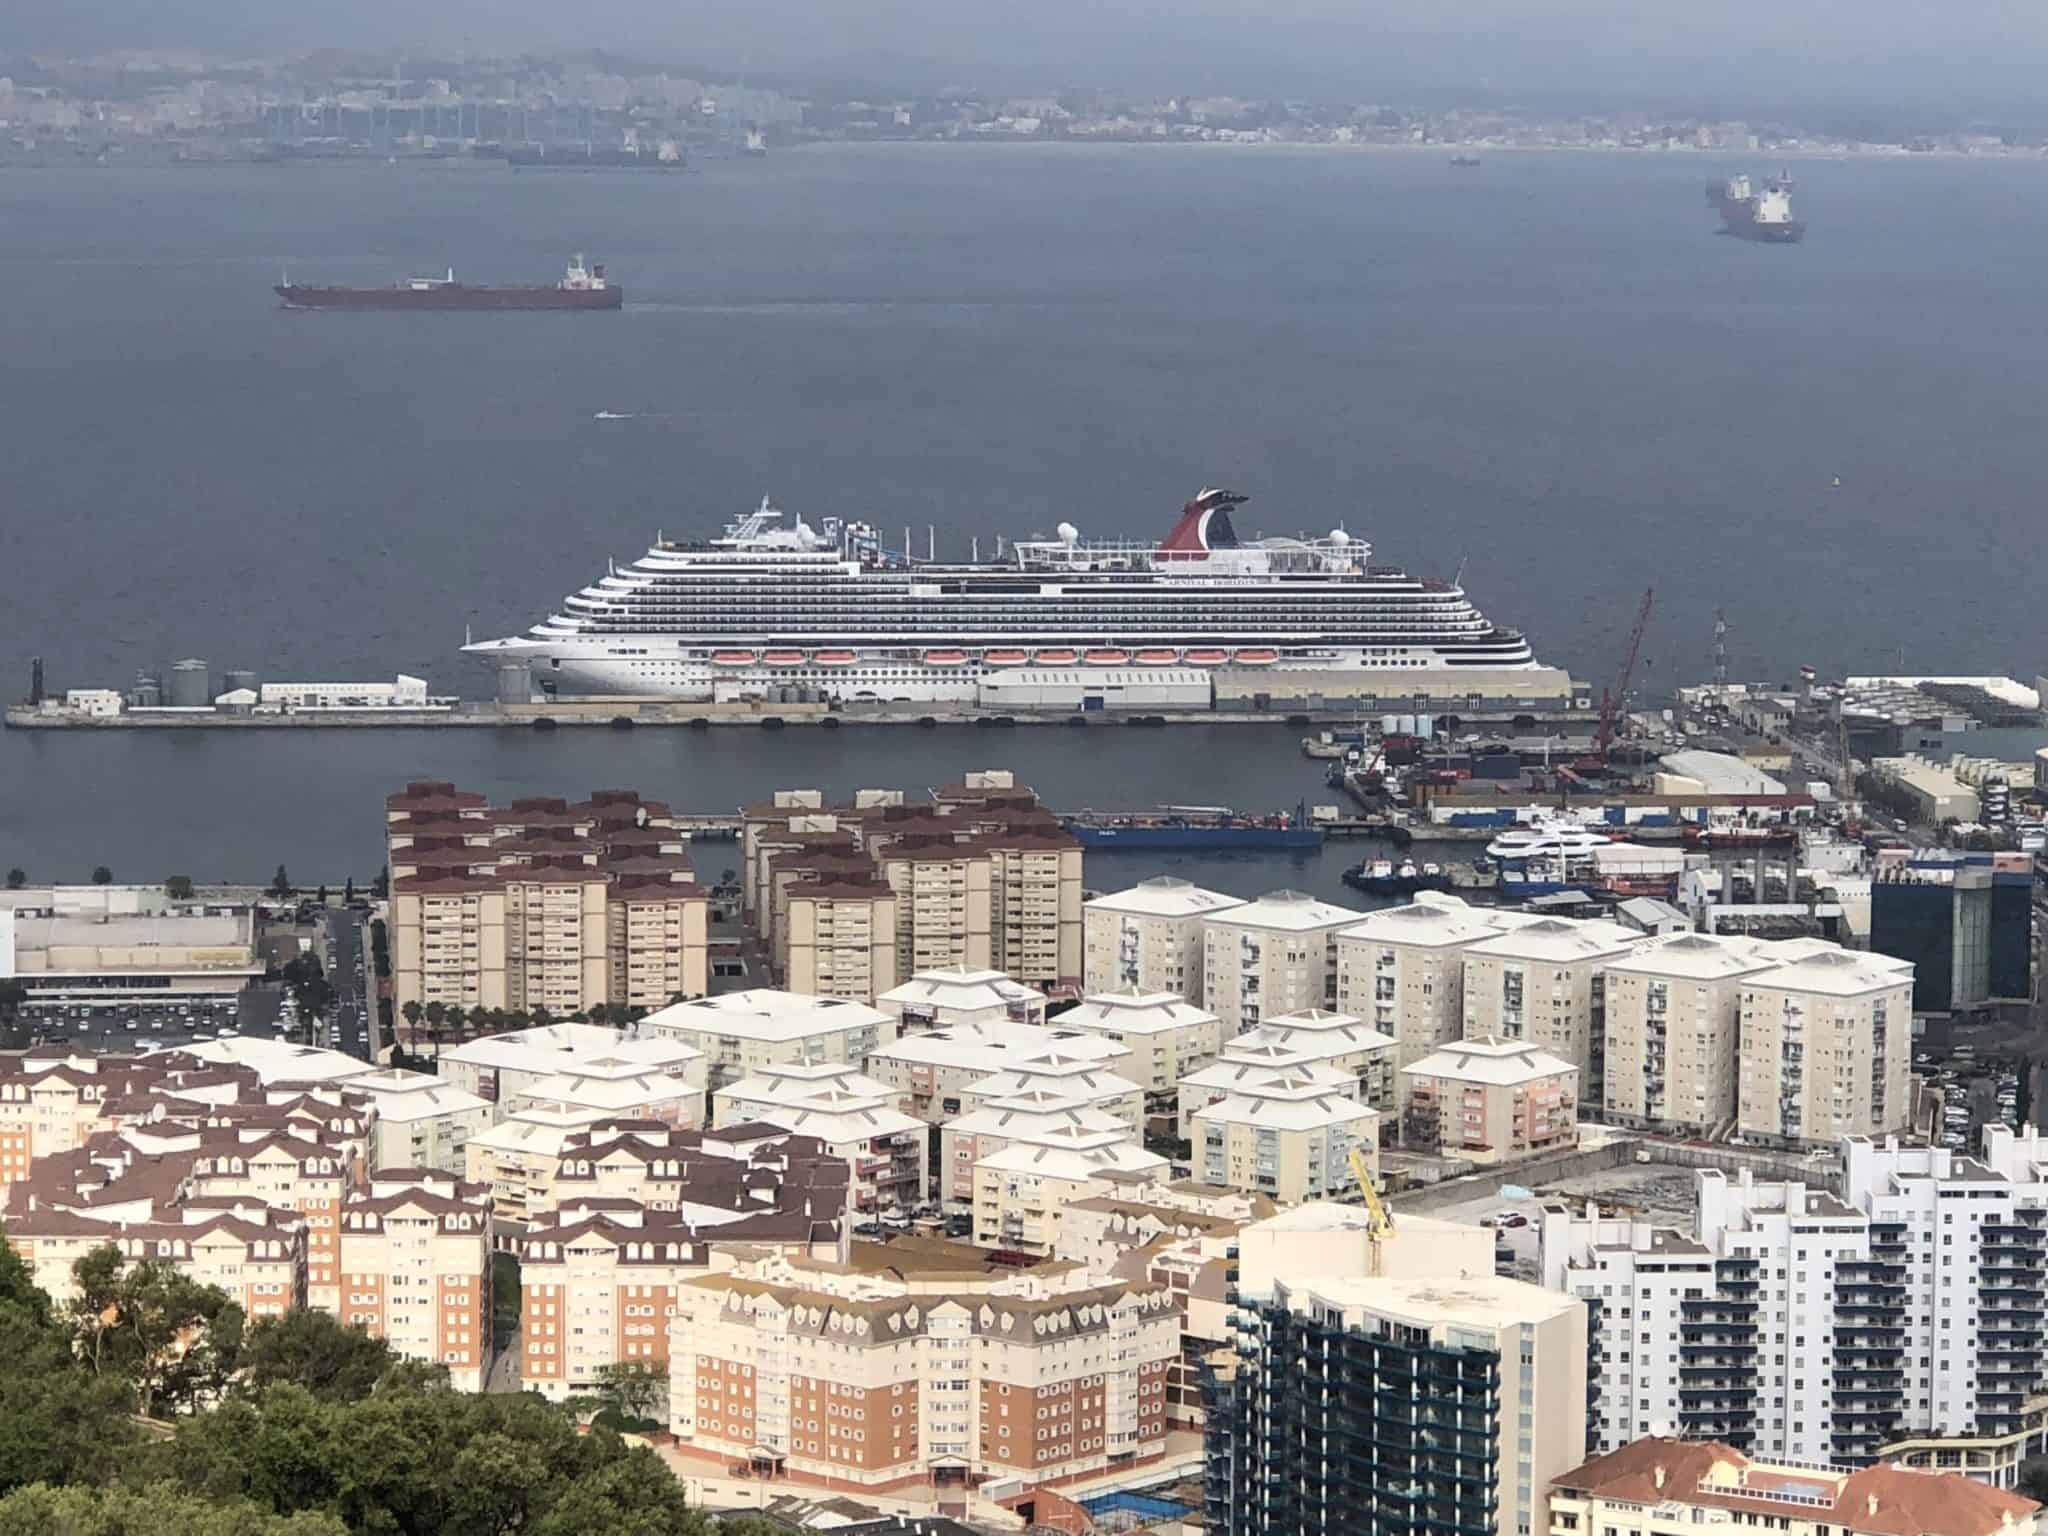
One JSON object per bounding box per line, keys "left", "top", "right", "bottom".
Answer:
{"left": 322, "top": 908, "right": 372, "bottom": 1060}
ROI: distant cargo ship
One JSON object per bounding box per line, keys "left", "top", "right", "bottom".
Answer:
{"left": 1449, "top": 155, "right": 1482, "bottom": 167}
{"left": 276, "top": 255, "right": 623, "bottom": 311}
{"left": 1063, "top": 805, "right": 1322, "bottom": 851}
{"left": 1707, "top": 172, "right": 1804, "bottom": 243}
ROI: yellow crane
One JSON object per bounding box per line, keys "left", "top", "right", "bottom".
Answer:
{"left": 1348, "top": 1144, "right": 1394, "bottom": 1273}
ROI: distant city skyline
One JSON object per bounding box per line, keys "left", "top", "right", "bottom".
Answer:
{"left": 15, "top": 0, "right": 2048, "bottom": 122}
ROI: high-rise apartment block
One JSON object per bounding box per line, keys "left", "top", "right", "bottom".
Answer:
{"left": 1202, "top": 890, "right": 1359, "bottom": 1034}
{"left": 1084, "top": 877, "right": 1246, "bottom": 1002}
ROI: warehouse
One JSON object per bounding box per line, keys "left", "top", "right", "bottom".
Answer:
{"left": 975, "top": 668, "right": 1211, "bottom": 712}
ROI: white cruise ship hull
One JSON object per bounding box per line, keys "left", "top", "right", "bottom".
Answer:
{"left": 465, "top": 491, "right": 1556, "bottom": 704}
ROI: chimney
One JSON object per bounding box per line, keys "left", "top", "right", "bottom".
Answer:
{"left": 1867, "top": 1495, "right": 1879, "bottom": 1518}
{"left": 1654, "top": 1467, "right": 1666, "bottom": 1491}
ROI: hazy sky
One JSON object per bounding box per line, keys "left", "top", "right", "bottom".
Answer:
{"left": 12, "top": 0, "right": 2048, "bottom": 113}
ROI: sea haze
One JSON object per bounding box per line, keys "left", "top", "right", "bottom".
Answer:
{"left": 3, "top": 145, "right": 2048, "bottom": 876}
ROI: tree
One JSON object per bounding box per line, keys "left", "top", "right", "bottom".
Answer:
{"left": 2019, "top": 1459, "right": 2048, "bottom": 1506}
{"left": 237, "top": 1310, "right": 444, "bottom": 1402}
{"left": 423, "top": 1001, "right": 446, "bottom": 1057}
{"left": 2, "top": 870, "right": 22, "bottom": 891}
{"left": 592, "top": 1360, "right": 664, "bottom": 1424}
{"left": 268, "top": 865, "right": 293, "bottom": 901}
{"left": 89, "top": 866, "right": 111, "bottom": 886}
{"left": 315, "top": 884, "right": 328, "bottom": 905}
{"left": 530, "top": 1004, "right": 555, "bottom": 1030}
{"left": 490, "top": 1253, "right": 521, "bottom": 1355}
{"left": 0, "top": 982, "right": 27, "bottom": 1053}
{"left": 401, "top": 1000, "right": 423, "bottom": 1042}
{"left": 68, "top": 1246, "right": 243, "bottom": 1419}
{"left": 0, "top": 1482, "right": 348, "bottom": 1536}
{"left": 165, "top": 874, "right": 195, "bottom": 901}
{"left": 343, "top": 877, "right": 356, "bottom": 904}
{"left": 371, "top": 863, "right": 390, "bottom": 900}
{"left": 279, "top": 954, "right": 333, "bottom": 1042}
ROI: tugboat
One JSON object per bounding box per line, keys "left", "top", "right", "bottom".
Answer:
{"left": 1706, "top": 172, "right": 1805, "bottom": 243}
{"left": 276, "top": 254, "right": 625, "bottom": 310}
{"left": 1343, "top": 857, "right": 1450, "bottom": 898}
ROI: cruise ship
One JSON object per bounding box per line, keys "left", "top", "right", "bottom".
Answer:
{"left": 465, "top": 489, "right": 1549, "bottom": 702}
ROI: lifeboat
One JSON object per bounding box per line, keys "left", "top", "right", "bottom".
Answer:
{"left": 761, "top": 649, "right": 806, "bottom": 666}
{"left": 1232, "top": 647, "right": 1279, "bottom": 665}
{"left": 1134, "top": 648, "right": 1179, "bottom": 665}
{"left": 1084, "top": 649, "right": 1129, "bottom": 666}
{"left": 1183, "top": 648, "right": 1230, "bottom": 666}
{"left": 924, "top": 649, "right": 970, "bottom": 666}
{"left": 1034, "top": 648, "right": 1079, "bottom": 665}
{"left": 983, "top": 649, "right": 1030, "bottom": 666}
{"left": 711, "top": 650, "right": 757, "bottom": 666}
{"left": 813, "top": 650, "right": 858, "bottom": 667}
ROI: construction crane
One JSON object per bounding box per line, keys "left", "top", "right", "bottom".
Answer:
{"left": 1348, "top": 1144, "right": 1394, "bottom": 1273}
{"left": 1594, "top": 587, "right": 1656, "bottom": 762}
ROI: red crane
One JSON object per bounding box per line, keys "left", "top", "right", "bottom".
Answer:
{"left": 1595, "top": 587, "right": 1656, "bottom": 761}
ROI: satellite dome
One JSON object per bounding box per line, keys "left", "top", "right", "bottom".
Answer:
{"left": 1057, "top": 521, "right": 1080, "bottom": 546}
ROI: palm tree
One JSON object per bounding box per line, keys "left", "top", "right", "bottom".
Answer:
{"left": 531, "top": 1004, "right": 555, "bottom": 1031}
{"left": 423, "top": 1001, "right": 446, "bottom": 1059}
{"left": 401, "top": 1000, "right": 423, "bottom": 1046}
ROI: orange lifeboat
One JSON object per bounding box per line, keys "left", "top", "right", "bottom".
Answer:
{"left": 1183, "top": 647, "right": 1229, "bottom": 666}
{"left": 711, "top": 650, "right": 757, "bottom": 666}
{"left": 813, "top": 650, "right": 857, "bottom": 667}
{"left": 1084, "top": 649, "right": 1129, "bottom": 666}
{"left": 1134, "top": 648, "right": 1179, "bottom": 665}
{"left": 1232, "top": 647, "right": 1279, "bottom": 664}
{"left": 924, "top": 649, "right": 970, "bottom": 666}
{"left": 983, "top": 649, "right": 1030, "bottom": 666}
{"left": 761, "top": 649, "right": 806, "bottom": 666}
{"left": 1034, "top": 648, "right": 1079, "bottom": 665}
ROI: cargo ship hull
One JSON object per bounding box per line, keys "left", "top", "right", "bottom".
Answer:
{"left": 1069, "top": 825, "right": 1323, "bottom": 850}
{"left": 276, "top": 285, "right": 623, "bottom": 311}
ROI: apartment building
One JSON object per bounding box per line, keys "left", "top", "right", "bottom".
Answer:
{"left": 668, "top": 1244, "right": 1181, "bottom": 1490}
{"left": 439, "top": 1022, "right": 705, "bottom": 1119}
{"left": 864, "top": 1019, "right": 1130, "bottom": 1124}
{"left": 384, "top": 782, "right": 708, "bottom": 1024}
{"left": 1402, "top": 1037, "right": 1580, "bottom": 1164}
{"left": 1201, "top": 890, "right": 1358, "bottom": 1035}
{"left": 1084, "top": 876, "right": 1245, "bottom": 1002}
{"left": 1207, "top": 1273, "right": 1588, "bottom": 1536}
{"left": 783, "top": 883, "right": 901, "bottom": 1004}
{"left": 0, "top": 1053, "right": 491, "bottom": 1387}
{"left": 1191, "top": 1072, "right": 1379, "bottom": 1203}
{"left": 709, "top": 1062, "right": 927, "bottom": 1214}
{"left": 972, "top": 1138, "right": 1171, "bottom": 1255}
{"left": 1333, "top": 895, "right": 1534, "bottom": 1080}
{"left": 1736, "top": 950, "right": 1913, "bottom": 1146}
{"left": 953, "top": 1055, "right": 1146, "bottom": 1133}
{"left": 1540, "top": 1127, "right": 2048, "bottom": 1479}
{"left": 877, "top": 840, "right": 996, "bottom": 976}
{"left": 337, "top": 1171, "right": 495, "bottom": 1391}
{"left": 342, "top": 1069, "right": 494, "bottom": 1175}
{"left": 1601, "top": 933, "right": 1777, "bottom": 1135}
{"left": 0, "top": 1052, "right": 144, "bottom": 1190}
{"left": 984, "top": 834, "right": 1085, "bottom": 990}
{"left": 1460, "top": 917, "right": 1642, "bottom": 1106}
{"left": 1178, "top": 1054, "right": 1359, "bottom": 1139}
{"left": 877, "top": 966, "right": 1048, "bottom": 1033}
{"left": 517, "top": 1143, "right": 849, "bottom": 1401}
{"left": 941, "top": 1098, "right": 1140, "bottom": 1213}
{"left": 1548, "top": 1439, "right": 2040, "bottom": 1536}
{"left": 643, "top": 990, "right": 898, "bottom": 1091}
{"left": 1176, "top": 1011, "right": 1396, "bottom": 1133}
{"left": 544, "top": 1124, "right": 850, "bottom": 1226}
{"left": 1052, "top": 990, "right": 1222, "bottom": 1102}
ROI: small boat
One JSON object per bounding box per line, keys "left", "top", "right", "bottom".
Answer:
{"left": 1343, "top": 857, "right": 1453, "bottom": 898}
{"left": 761, "top": 649, "right": 806, "bottom": 666}
{"left": 1134, "top": 649, "right": 1179, "bottom": 665}
{"left": 813, "top": 650, "right": 857, "bottom": 666}
{"left": 1035, "top": 648, "right": 1080, "bottom": 665}
{"left": 1084, "top": 649, "right": 1130, "bottom": 666}
{"left": 1233, "top": 647, "right": 1279, "bottom": 665}
{"left": 984, "top": 649, "right": 1030, "bottom": 666}
{"left": 711, "top": 650, "right": 757, "bottom": 666}
{"left": 924, "top": 649, "right": 970, "bottom": 666}
{"left": 1183, "top": 648, "right": 1230, "bottom": 666}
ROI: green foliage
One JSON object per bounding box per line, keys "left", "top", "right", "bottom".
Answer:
{"left": 2019, "top": 1458, "right": 2048, "bottom": 1506}
{"left": 68, "top": 1246, "right": 244, "bottom": 1420}
{"left": 0, "top": 1481, "right": 349, "bottom": 1536}
{"left": 237, "top": 1310, "right": 445, "bottom": 1402}
{"left": 148, "top": 1385, "right": 700, "bottom": 1536}
{"left": 490, "top": 1253, "right": 521, "bottom": 1352}
{"left": 165, "top": 874, "right": 195, "bottom": 901}
{"left": 2, "top": 869, "right": 23, "bottom": 890}
{"left": 90, "top": 866, "right": 112, "bottom": 886}
{"left": 0, "top": 1308, "right": 142, "bottom": 1495}
{"left": 592, "top": 1360, "right": 665, "bottom": 1421}
{"left": 269, "top": 865, "right": 294, "bottom": 900}
{"left": 280, "top": 953, "right": 334, "bottom": 1032}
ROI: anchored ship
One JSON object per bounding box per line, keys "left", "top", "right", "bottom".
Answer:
{"left": 1707, "top": 173, "right": 1804, "bottom": 243}
{"left": 464, "top": 488, "right": 1553, "bottom": 702}
{"left": 276, "top": 255, "right": 623, "bottom": 311}
{"left": 1063, "top": 805, "right": 1322, "bottom": 851}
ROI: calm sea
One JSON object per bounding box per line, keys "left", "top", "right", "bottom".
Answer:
{"left": 5, "top": 145, "right": 2048, "bottom": 879}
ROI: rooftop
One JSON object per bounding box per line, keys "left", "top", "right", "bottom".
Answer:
{"left": 1205, "top": 888, "right": 1359, "bottom": 934}
{"left": 1404, "top": 1036, "right": 1579, "bottom": 1087}
{"left": 646, "top": 989, "right": 891, "bottom": 1040}
{"left": 1084, "top": 876, "right": 1247, "bottom": 920}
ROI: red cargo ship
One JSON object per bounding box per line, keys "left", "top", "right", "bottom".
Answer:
{"left": 276, "top": 255, "right": 622, "bottom": 311}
